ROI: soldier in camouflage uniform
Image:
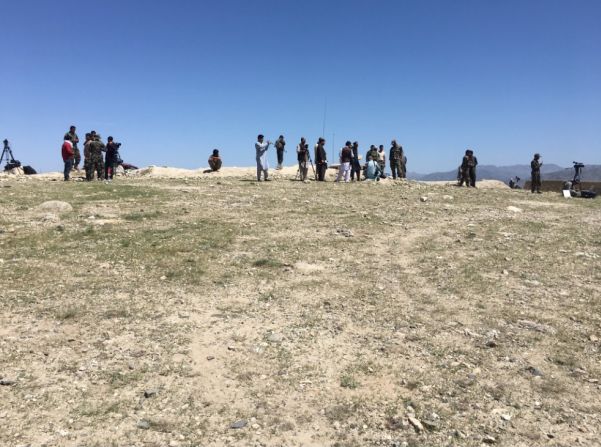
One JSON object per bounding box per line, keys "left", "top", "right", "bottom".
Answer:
{"left": 530, "top": 153, "right": 542, "bottom": 194}
{"left": 64, "top": 126, "right": 81, "bottom": 170}
{"left": 83, "top": 133, "right": 93, "bottom": 181}
{"left": 389, "top": 140, "right": 404, "bottom": 179}
{"left": 88, "top": 134, "right": 106, "bottom": 180}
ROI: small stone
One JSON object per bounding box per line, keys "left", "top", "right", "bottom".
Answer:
{"left": 422, "top": 419, "right": 440, "bottom": 430}
{"left": 336, "top": 228, "right": 353, "bottom": 238}
{"left": 526, "top": 366, "right": 544, "bottom": 377}
{"left": 206, "top": 356, "right": 215, "bottom": 361}
{"left": 589, "top": 335, "right": 599, "bottom": 342}
{"left": 227, "top": 346, "right": 236, "bottom": 351}
{"left": 485, "top": 340, "right": 498, "bottom": 348}
{"left": 144, "top": 388, "right": 159, "bottom": 398}
{"left": 229, "top": 419, "right": 247, "bottom": 429}
{"left": 502, "top": 269, "right": 509, "bottom": 275}
{"left": 267, "top": 333, "right": 283, "bottom": 343}
{"left": 420, "top": 196, "right": 428, "bottom": 202}
{"left": 408, "top": 416, "right": 423, "bottom": 432}
{"left": 501, "top": 414, "right": 511, "bottom": 421}
{"left": 506, "top": 206, "right": 522, "bottom": 213}
{"left": 136, "top": 420, "right": 150, "bottom": 430}
{"left": 483, "top": 435, "right": 496, "bottom": 444}
{"left": 454, "top": 430, "right": 467, "bottom": 439}
{"left": 0, "top": 379, "right": 16, "bottom": 386}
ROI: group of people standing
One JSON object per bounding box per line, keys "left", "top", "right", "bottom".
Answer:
{"left": 254, "top": 135, "right": 408, "bottom": 182}
{"left": 61, "top": 126, "right": 122, "bottom": 181}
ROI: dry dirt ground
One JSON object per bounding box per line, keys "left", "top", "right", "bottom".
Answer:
{"left": 1, "top": 169, "right": 600, "bottom": 447}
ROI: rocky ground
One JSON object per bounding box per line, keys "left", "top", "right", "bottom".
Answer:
{"left": 0, "top": 171, "right": 600, "bottom": 447}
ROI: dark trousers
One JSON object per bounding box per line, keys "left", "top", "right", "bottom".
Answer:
{"left": 531, "top": 172, "right": 541, "bottom": 192}
{"left": 390, "top": 160, "right": 402, "bottom": 179}
{"left": 277, "top": 149, "right": 284, "bottom": 165}
{"left": 316, "top": 163, "right": 327, "bottom": 181}
{"left": 105, "top": 157, "right": 116, "bottom": 179}
{"left": 73, "top": 146, "right": 81, "bottom": 169}
{"left": 468, "top": 167, "right": 476, "bottom": 187}
{"left": 351, "top": 161, "right": 361, "bottom": 180}
{"left": 63, "top": 158, "right": 73, "bottom": 181}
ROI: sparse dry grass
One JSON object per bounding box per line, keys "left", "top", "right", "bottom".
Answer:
{"left": 0, "top": 175, "right": 600, "bottom": 446}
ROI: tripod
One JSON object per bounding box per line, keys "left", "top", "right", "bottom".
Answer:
{"left": 572, "top": 162, "right": 584, "bottom": 192}
{"left": 1, "top": 139, "right": 16, "bottom": 168}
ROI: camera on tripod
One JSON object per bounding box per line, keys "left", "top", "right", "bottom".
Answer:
{"left": 573, "top": 161, "right": 585, "bottom": 169}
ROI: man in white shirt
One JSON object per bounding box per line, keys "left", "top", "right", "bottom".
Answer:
{"left": 255, "top": 134, "right": 271, "bottom": 181}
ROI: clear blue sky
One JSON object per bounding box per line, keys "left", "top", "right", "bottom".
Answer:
{"left": 2, "top": 0, "right": 600, "bottom": 173}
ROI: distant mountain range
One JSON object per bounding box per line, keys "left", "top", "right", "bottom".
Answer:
{"left": 408, "top": 164, "right": 601, "bottom": 184}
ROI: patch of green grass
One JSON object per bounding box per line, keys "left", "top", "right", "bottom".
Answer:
{"left": 340, "top": 373, "right": 359, "bottom": 389}
{"left": 253, "top": 258, "right": 284, "bottom": 268}
{"left": 123, "top": 210, "right": 162, "bottom": 221}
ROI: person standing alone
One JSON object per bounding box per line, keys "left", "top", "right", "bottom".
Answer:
{"left": 530, "top": 153, "right": 542, "bottom": 194}
{"left": 389, "top": 140, "right": 403, "bottom": 179}
{"left": 255, "top": 134, "right": 271, "bottom": 181}
{"left": 275, "top": 135, "right": 286, "bottom": 170}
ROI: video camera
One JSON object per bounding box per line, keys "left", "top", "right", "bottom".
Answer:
{"left": 573, "top": 161, "right": 584, "bottom": 169}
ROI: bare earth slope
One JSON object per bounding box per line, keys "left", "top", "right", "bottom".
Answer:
{"left": 0, "top": 172, "right": 600, "bottom": 447}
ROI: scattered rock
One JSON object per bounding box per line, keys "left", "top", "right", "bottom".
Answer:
{"left": 518, "top": 320, "right": 556, "bottom": 334}
{"left": 206, "top": 356, "right": 215, "bottom": 361}
{"left": 144, "top": 388, "right": 159, "bottom": 398}
{"left": 227, "top": 346, "right": 236, "bottom": 351}
{"left": 443, "top": 195, "right": 454, "bottom": 201}
{"left": 267, "top": 333, "right": 283, "bottom": 343}
{"left": 136, "top": 420, "right": 150, "bottom": 430}
{"left": 422, "top": 419, "right": 440, "bottom": 430}
{"left": 408, "top": 416, "right": 423, "bottom": 432}
{"left": 485, "top": 340, "right": 498, "bottom": 348}
{"left": 589, "top": 335, "right": 599, "bottom": 342}
{"left": 526, "top": 366, "right": 544, "bottom": 377}
{"left": 336, "top": 228, "right": 353, "bottom": 238}
{"left": 483, "top": 435, "right": 497, "bottom": 444}
{"left": 420, "top": 196, "right": 428, "bottom": 202}
{"left": 506, "top": 206, "right": 522, "bottom": 213}
{"left": 229, "top": 419, "right": 247, "bottom": 429}
{"left": 36, "top": 200, "right": 73, "bottom": 213}
{"left": 0, "top": 378, "right": 16, "bottom": 386}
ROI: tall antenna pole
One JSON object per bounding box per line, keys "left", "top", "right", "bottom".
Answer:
{"left": 322, "top": 97, "right": 327, "bottom": 138}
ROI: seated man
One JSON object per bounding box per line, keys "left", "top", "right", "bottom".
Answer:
{"left": 208, "top": 149, "right": 222, "bottom": 172}
{"left": 364, "top": 155, "right": 382, "bottom": 181}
